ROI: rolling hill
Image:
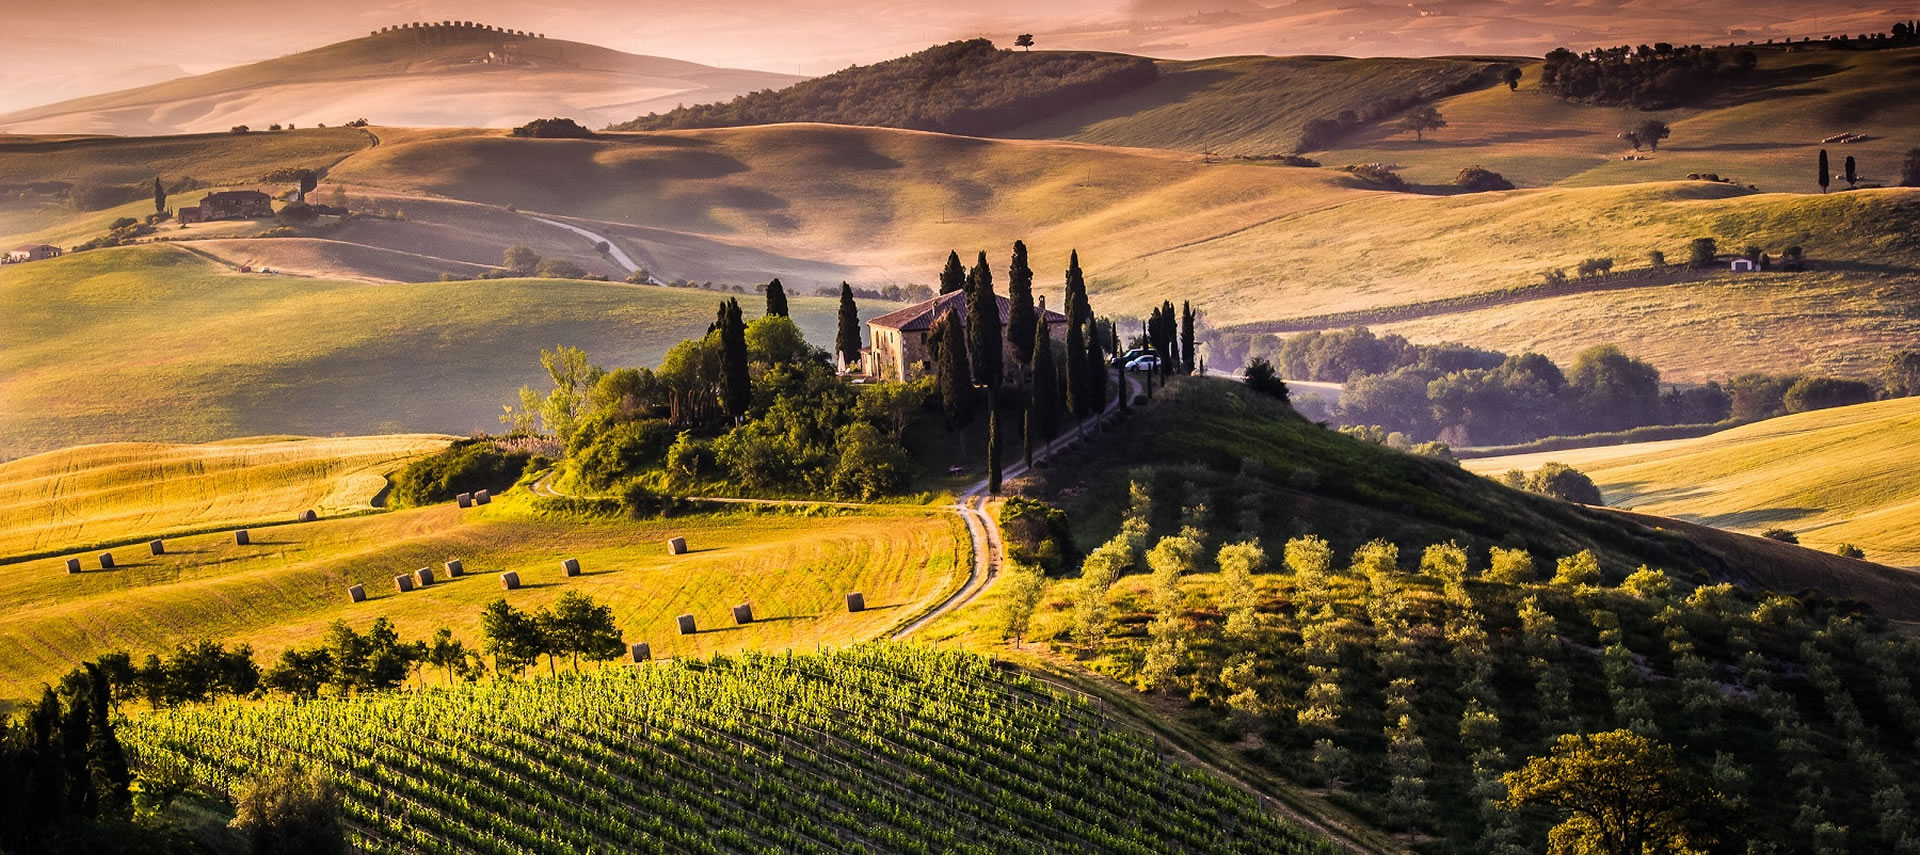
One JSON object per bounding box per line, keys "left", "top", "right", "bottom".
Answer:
{"left": 0, "top": 25, "right": 804, "bottom": 136}
{"left": 1464, "top": 396, "right": 1920, "bottom": 567}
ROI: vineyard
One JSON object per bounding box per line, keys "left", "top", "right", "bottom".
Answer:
{"left": 122, "top": 645, "right": 1337, "bottom": 855}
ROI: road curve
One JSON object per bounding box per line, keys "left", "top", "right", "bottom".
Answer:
{"left": 528, "top": 215, "right": 649, "bottom": 279}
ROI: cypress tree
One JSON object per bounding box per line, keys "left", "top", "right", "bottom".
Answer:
{"left": 153, "top": 177, "right": 166, "bottom": 215}
{"left": 1844, "top": 155, "right": 1857, "bottom": 187}
{"left": 85, "top": 663, "right": 131, "bottom": 817}
{"left": 1159, "top": 301, "right": 1178, "bottom": 377}
{"left": 1086, "top": 316, "right": 1108, "bottom": 419}
{"left": 966, "top": 251, "right": 1003, "bottom": 388}
{"left": 1022, "top": 401, "right": 1034, "bottom": 467}
{"left": 987, "top": 406, "right": 1002, "bottom": 494}
{"left": 939, "top": 250, "right": 967, "bottom": 295}
{"left": 1819, "top": 149, "right": 1831, "bottom": 193}
{"left": 1030, "top": 300, "right": 1058, "bottom": 441}
{"left": 1007, "top": 241, "right": 1037, "bottom": 368}
{"left": 934, "top": 308, "right": 975, "bottom": 433}
{"left": 1063, "top": 252, "right": 1087, "bottom": 419}
{"left": 1180, "top": 301, "right": 1196, "bottom": 374}
{"left": 835, "top": 282, "right": 861, "bottom": 371}
{"left": 764, "top": 278, "right": 789, "bottom": 317}
{"left": 719, "top": 299, "right": 750, "bottom": 422}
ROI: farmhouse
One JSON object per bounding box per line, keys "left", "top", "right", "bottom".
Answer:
{"left": 4, "top": 244, "right": 60, "bottom": 263}
{"left": 861, "top": 291, "right": 1070, "bottom": 382}
{"left": 187, "top": 190, "right": 274, "bottom": 222}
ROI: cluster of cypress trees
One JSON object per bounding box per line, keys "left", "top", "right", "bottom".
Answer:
{"left": 0, "top": 663, "right": 135, "bottom": 852}
{"left": 1144, "top": 301, "right": 1199, "bottom": 376}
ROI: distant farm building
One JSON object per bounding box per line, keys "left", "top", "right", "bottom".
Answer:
{"left": 861, "top": 291, "right": 1069, "bottom": 382}
{"left": 5, "top": 244, "right": 61, "bottom": 263}
{"left": 181, "top": 191, "right": 274, "bottom": 223}
{"left": 1730, "top": 258, "right": 1757, "bottom": 272}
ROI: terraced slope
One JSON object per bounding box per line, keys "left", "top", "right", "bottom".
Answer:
{"left": 123, "top": 645, "right": 1337, "bottom": 854}
{"left": 1465, "top": 396, "right": 1920, "bottom": 567}
{"left": 1, "top": 494, "right": 963, "bottom": 698}
{"left": 0, "top": 435, "right": 450, "bottom": 560}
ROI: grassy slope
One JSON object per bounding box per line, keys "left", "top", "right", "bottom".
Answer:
{"left": 0, "top": 245, "right": 850, "bottom": 458}
{"left": 0, "top": 492, "right": 963, "bottom": 698}
{"left": 1465, "top": 397, "right": 1920, "bottom": 567}
{"left": 1007, "top": 55, "right": 1500, "bottom": 156}
{"left": 1013, "top": 379, "right": 1920, "bottom": 618}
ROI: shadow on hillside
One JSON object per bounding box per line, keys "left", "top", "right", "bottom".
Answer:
{"left": 1606, "top": 482, "right": 1712, "bottom": 505}
{"left": 1717, "top": 62, "right": 1843, "bottom": 106}
{"left": 1678, "top": 507, "right": 1822, "bottom": 528}
{"left": 1360, "top": 128, "right": 1594, "bottom": 151}
{"left": 1678, "top": 141, "right": 1804, "bottom": 152}
{"left": 1008, "top": 67, "right": 1237, "bottom": 137}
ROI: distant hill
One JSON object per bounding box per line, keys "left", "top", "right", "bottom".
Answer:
{"left": 0, "top": 24, "right": 804, "bottom": 135}
{"left": 611, "top": 39, "right": 1161, "bottom": 137}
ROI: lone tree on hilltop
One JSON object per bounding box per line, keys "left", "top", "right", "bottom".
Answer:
{"left": 835, "top": 282, "right": 861, "bottom": 370}
{"left": 1401, "top": 106, "right": 1447, "bottom": 141}
{"left": 764, "top": 278, "right": 788, "bottom": 317}
{"left": 1504, "top": 66, "right": 1523, "bottom": 90}
{"left": 1818, "top": 149, "right": 1831, "bottom": 193}
{"left": 1015, "top": 34, "right": 1035, "bottom": 50}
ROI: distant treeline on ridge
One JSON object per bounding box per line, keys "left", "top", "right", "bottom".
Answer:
{"left": 609, "top": 39, "right": 1159, "bottom": 136}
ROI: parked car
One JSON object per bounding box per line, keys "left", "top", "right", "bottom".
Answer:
{"left": 1125, "top": 354, "right": 1161, "bottom": 372}
{"left": 1111, "top": 348, "right": 1153, "bottom": 368}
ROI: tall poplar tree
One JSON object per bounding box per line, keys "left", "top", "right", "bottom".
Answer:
{"left": 764, "top": 278, "right": 789, "bottom": 317}
{"left": 719, "top": 299, "right": 750, "bottom": 422}
{"left": 1030, "top": 300, "right": 1058, "bottom": 442}
{"left": 1006, "top": 241, "right": 1037, "bottom": 369}
{"left": 1180, "top": 301, "right": 1196, "bottom": 374}
{"left": 966, "top": 251, "right": 1003, "bottom": 389}
{"left": 835, "top": 282, "right": 861, "bottom": 371}
{"left": 939, "top": 250, "right": 967, "bottom": 295}
{"left": 1063, "top": 251, "right": 1088, "bottom": 419}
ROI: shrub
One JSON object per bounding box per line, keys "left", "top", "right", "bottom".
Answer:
{"left": 1453, "top": 166, "right": 1514, "bottom": 192}
{"left": 1243, "top": 357, "right": 1289, "bottom": 402}
{"left": 1781, "top": 376, "right": 1876, "bottom": 413}
{"left": 1688, "top": 237, "right": 1718, "bottom": 267}
{"left": 1552, "top": 550, "right": 1603, "bottom": 586}
{"left": 1527, "top": 463, "right": 1603, "bottom": 505}
{"left": 1834, "top": 543, "right": 1866, "bottom": 559}
{"left": 618, "top": 482, "right": 683, "bottom": 519}
{"left": 1760, "top": 528, "right": 1799, "bottom": 544}
{"left": 1575, "top": 257, "right": 1614, "bottom": 277}
{"left": 1341, "top": 163, "right": 1410, "bottom": 191}
{"left": 230, "top": 763, "right": 346, "bottom": 855}
{"left": 536, "top": 258, "right": 588, "bottom": 279}
{"left": 512, "top": 117, "right": 595, "bottom": 138}
{"left": 276, "top": 202, "right": 318, "bottom": 225}
{"left": 1486, "top": 547, "right": 1536, "bottom": 584}
{"left": 664, "top": 431, "right": 714, "bottom": 486}
{"left": 390, "top": 440, "right": 532, "bottom": 506}
{"left": 828, "top": 422, "right": 909, "bottom": 500}
{"left": 571, "top": 419, "right": 674, "bottom": 490}
{"left": 999, "top": 497, "right": 1075, "bottom": 574}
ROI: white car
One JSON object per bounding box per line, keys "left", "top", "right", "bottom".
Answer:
{"left": 1125, "top": 354, "right": 1161, "bottom": 372}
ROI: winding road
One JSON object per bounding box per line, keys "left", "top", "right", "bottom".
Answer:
{"left": 529, "top": 215, "right": 655, "bottom": 282}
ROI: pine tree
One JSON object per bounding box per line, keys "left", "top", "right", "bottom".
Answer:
{"left": 719, "top": 299, "right": 750, "bottom": 422}
{"left": 1063, "top": 252, "right": 1087, "bottom": 420}
{"left": 987, "top": 405, "right": 1002, "bottom": 494}
{"left": 1030, "top": 302, "right": 1058, "bottom": 441}
{"left": 939, "top": 250, "right": 967, "bottom": 295}
{"left": 966, "top": 251, "right": 1003, "bottom": 389}
{"left": 1007, "top": 241, "right": 1037, "bottom": 368}
{"left": 834, "top": 282, "right": 861, "bottom": 370}
{"left": 1819, "top": 149, "right": 1831, "bottom": 193}
{"left": 934, "top": 308, "right": 975, "bottom": 433}
{"left": 153, "top": 177, "right": 166, "bottom": 216}
{"left": 1180, "top": 301, "right": 1196, "bottom": 374}
{"left": 764, "top": 278, "right": 788, "bottom": 317}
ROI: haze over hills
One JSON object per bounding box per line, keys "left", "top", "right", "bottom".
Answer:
{"left": 0, "top": 24, "right": 805, "bottom": 136}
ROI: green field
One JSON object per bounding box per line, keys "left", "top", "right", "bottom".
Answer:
{"left": 0, "top": 244, "right": 852, "bottom": 458}
{"left": 123, "top": 645, "right": 1337, "bottom": 854}
{"left": 1466, "top": 396, "right": 1920, "bottom": 567}
{"left": 0, "top": 434, "right": 449, "bottom": 560}
{"left": 1, "top": 489, "right": 963, "bottom": 699}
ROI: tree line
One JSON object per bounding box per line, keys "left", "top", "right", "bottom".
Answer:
{"left": 1541, "top": 44, "right": 1757, "bottom": 109}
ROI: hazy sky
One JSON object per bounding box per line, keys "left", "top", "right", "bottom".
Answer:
{"left": 0, "top": 0, "right": 1900, "bottom": 114}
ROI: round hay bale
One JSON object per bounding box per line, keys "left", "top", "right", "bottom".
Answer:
{"left": 65, "top": 558, "right": 81, "bottom": 574}
{"left": 444, "top": 559, "right": 464, "bottom": 577}
{"left": 561, "top": 557, "right": 581, "bottom": 577}
{"left": 732, "top": 603, "right": 754, "bottom": 625}
{"left": 666, "top": 536, "right": 688, "bottom": 555}
{"left": 299, "top": 509, "right": 318, "bottom": 522}
{"left": 629, "top": 642, "right": 651, "bottom": 663}
{"left": 500, "top": 571, "right": 521, "bottom": 590}
{"left": 394, "top": 574, "right": 414, "bottom": 593}
{"left": 347, "top": 584, "right": 366, "bottom": 603}
{"left": 414, "top": 567, "right": 434, "bottom": 586}
{"left": 475, "top": 489, "right": 491, "bottom": 505}
{"left": 846, "top": 592, "right": 866, "bottom": 613}
{"left": 148, "top": 539, "right": 165, "bottom": 556}
{"left": 235, "top": 529, "right": 251, "bottom": 546}
{"left": 456, "top": 493, "right": 473, "bottom": 509}
{"left": 98, "top": 552, "right": 115, "bottom": 570}
{"left": 676, "top": 614, "right": 697, "bottom": 634}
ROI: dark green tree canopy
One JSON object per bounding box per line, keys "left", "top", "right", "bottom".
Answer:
{"left": 764, "top": 278, "right": 789, "bottom": 318}
{"left": 835, "top": 282, "right": 862, "bottom": 369}
{"left": 966, "top": 251, "right": 1003, "bottom": 388}
{"left": 1007, "top": 240, "right": 1037, "bottom": 368}
{"left": 940, "top": 250, "right": 967, "bottom": 295}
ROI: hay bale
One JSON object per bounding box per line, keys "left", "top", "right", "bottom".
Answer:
{"left": 414, "top": 567, "right": 434, "bottom": 587}
{"left": 99, "top": 552, "right": 115, "bottom": 570}
{"left": 456, "top": 492, "right": 473, "bottom": 509}
{"left": 347, "top": 584, "right": 366, "bottom": 603}
{"left": 65, "top": 558, "right": 81, "bottom": 574}
{"left": 299, "top": 509, "right": 318, "bottom": 522}
{"left": 500, "top": 571, "right": 520, "bottom": 590}
{"left": 148, "top": 539, "right": 165, "bottom": 556}
{"left": 235, "top": 529, "right": 251, "bottom": 546}
{"left": 561, "top": 557, "right": 580, "bottom": 577}
{"left": 846, "top": 592, "right": 866, "bottom": 613}
{"left": 629, "top": 642, "right": 651, "bottom": 663}
{"left": 666, "top": 536, "right": 688, "bottom": 555}
{"left": 444, "top": 559, "right": 464, "bottom": 577}
{"left": 732, "top": 603, "right": 754, "bottom": 625}
{"left": 475, "top": 489, "right": 491, "bottom": 505}
{"left": 394, "top": 574, "right": 414, "bottom": 593}
{"left": 676, "top": 614, "right": 697, "bottom": 634}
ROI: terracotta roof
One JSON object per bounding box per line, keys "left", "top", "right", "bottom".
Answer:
{"left": 867, "top": 291, "right": 1069, "bottom": 332}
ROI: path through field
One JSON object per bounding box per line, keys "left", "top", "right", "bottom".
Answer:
{"left": 529, "top": 215, "right": 650, "bottom": 280}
